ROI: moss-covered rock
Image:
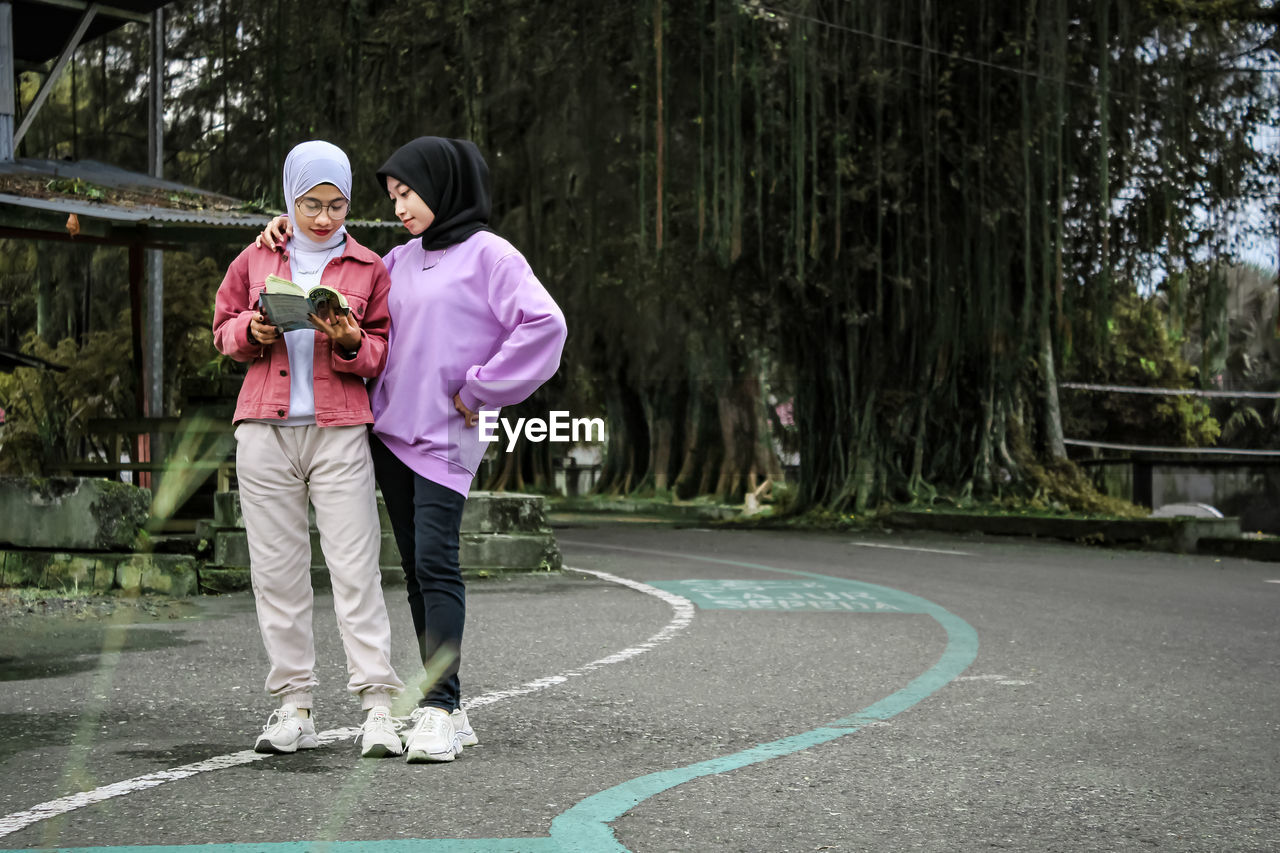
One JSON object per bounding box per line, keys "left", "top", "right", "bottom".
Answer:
{"left": 0, "top": 477, "right": 150, "bottom": 551}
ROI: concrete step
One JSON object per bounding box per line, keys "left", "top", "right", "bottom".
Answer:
{"left": 214, "top": 490, "right": 553, "bottom": 534}
{"left": 208, "top": 530, "right": 401, "bottom": 571}
{"left": 206, "top": 490, "right": 559, "bottom": 575}
{"left": 206, "top": 527, "right": 562, "bottom": 574}
{"left": 0, "top": 548, "right": 198, "bottom": 596}
{"left": 460, "top": 532, "right": 561, "bottom": 572}
{"left": 461, "top": 491, "right": 551, "bottom": 533}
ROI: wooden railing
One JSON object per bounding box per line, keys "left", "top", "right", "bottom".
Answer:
{"left": 60, "top": 415, "right": 237, "bottom": 492}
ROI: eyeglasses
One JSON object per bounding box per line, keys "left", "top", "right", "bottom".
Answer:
{"left": 296, "top": 197, "right": 350, "bottom": 219}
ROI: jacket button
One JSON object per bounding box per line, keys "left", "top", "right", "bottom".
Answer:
{"left": 277, "top": 409, "right": 286, "bottom": 417}
{"left": 279, "top": 369, "right": 288, "bottom": 376}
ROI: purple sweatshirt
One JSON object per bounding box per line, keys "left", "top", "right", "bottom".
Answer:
{"left": 369, "top": 230, "right": 567, "bottom": 496}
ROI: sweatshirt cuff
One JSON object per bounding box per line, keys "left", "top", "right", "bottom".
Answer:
{"left": 458, "top": 385, "right": 484, "bottom": 413}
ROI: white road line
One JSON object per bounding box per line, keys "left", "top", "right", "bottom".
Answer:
{"left": 462, "top": 567, "right": 695, "bottom": 709}
{"left": 1265, "top": 579, "right": 1280, "bottom": 584}
{"left": 0, "top": 566, "right": 694, "bottom": 840}
{"left": 850, "top": 541, "right": 975, "bottom": 557}
{"left": 956, "top": 674, "right": 1031, "bottom": 686}
{"left": 0, "top": 752, "right": 273, "bottom": 837}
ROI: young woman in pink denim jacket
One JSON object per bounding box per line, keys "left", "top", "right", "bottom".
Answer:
{"left": 213, "top": 140, "right": 405, "bottom": 759}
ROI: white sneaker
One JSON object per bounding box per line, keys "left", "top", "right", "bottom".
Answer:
{"left": 359, "top": 705, "right": 404, "bottom": 758}
{"left": 254, "top": 703, "right": 318, "bottom": 754}
{"left": 404, "top": 706, "right": 461, "bottom": 763}
{"left": 451, "top": 708, "right": 478, "bottom": 747}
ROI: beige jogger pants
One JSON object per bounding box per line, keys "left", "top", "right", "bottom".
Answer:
{"left": 235, "top": 422, "right": 404, "bottom": 711}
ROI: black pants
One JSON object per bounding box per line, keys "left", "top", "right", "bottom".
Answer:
{"left": 370, "top": 435, "right": 466, "bottom": 711}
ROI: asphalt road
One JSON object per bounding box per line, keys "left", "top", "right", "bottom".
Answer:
{"left": 0, "top": 522, "right": 1276, "bottom": 852}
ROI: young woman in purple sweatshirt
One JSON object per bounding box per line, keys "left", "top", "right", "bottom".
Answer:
{"left": 261, "top": 137, "right": 567, "bottom": 763}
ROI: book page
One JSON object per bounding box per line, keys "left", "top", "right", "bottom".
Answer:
{"left": 265, "top": 273, "right": 306, "bottom": 296}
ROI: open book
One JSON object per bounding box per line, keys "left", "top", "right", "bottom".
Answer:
{"left": 257, "top": 274, "right": 350, "bottom": 332}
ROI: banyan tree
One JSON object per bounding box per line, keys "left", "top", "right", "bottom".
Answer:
{"left": 580, "top": 0, "right": 1280, "bottom": 510}
{"left": 6, "top": 0, "right": 1278, "bottom": 507}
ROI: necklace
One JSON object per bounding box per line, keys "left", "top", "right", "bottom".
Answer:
{"left": 422, "top": 247, "right": 448, "bottom": 270}
{"left": 294, "top": 242, "right": 343, "bottom": 276}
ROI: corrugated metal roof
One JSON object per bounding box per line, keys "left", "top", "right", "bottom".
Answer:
{"left": 0, "top": 158, "right": 400, "bottom": 231}
{"left": 0, "top": 191, "right": 270, "bottom": 227}
{"left": 0, "top": 157, "right": 239, "bottom": 198}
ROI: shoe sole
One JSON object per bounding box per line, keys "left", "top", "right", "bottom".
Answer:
{"left": 361, "top": 743, "right": 404, "bottom": 759}
{"left": 254, "top": 741, "right": 293, "bottom": 755}
{"left": 405, "top": 747, "right": 458, "bottom": 763}
{"left": 254, "top": 735, "right": 319, "bottom": 754}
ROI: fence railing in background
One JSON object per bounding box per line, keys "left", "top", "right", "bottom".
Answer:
{"left": 1059, "top": 383, "right": 1280, "bottom": 512}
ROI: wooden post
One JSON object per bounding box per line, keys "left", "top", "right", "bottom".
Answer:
{"left": 0, "top": 2, "right": 13, "bottom": 161}
{"left": 128, "top": 242, "right": 150, "bottom": 489}
{"left": 1133, "top": 459, "right": 1153, "bottom": 509}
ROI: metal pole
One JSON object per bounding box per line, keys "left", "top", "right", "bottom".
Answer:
{"left": 0, "top": 2, "right": 14, "bottom": 161}
{"left": 145, "top": 8, "right": 164, "bottom": 421}
{"left": 147, "top": 6, "right": 163, "bottom": 179}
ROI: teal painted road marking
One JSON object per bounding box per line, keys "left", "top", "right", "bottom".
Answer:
{"left": 12, "top": 844, "right": 561, "bottom": 853}
{"left": 547, "top": 559, "right": 979, "bottom": 852}
{"left": 10, "top": 547, "right": 977, "bottom": 853}
{"left": 649, "top": 577, "right": 923, "bottom": 612}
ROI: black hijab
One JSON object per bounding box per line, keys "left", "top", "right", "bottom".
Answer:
{"left": 376, "top": 136, "right": 494, "bottom": 250}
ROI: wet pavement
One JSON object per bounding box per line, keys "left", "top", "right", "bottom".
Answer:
{"left": 0, "top": 523, "right": 1277, "bottom": 852}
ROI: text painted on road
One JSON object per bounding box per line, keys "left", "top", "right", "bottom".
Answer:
{"left": 650, "top": 579, "right": 924, "bottom": 612}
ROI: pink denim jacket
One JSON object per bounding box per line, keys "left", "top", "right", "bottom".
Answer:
{"left": 212, "top": 235, "right": 391, "bottom": 426}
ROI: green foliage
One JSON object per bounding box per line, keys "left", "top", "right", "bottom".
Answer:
{"left": 0, "top": 249, "right": 225, "bottom": 475}
{"left": 1014, "top": 460, "right": 1150, "bottom": 518}
{"left": 160, "top": 252, "right": 227, "bottom": 404}
{"left": 1063, "top": 293, "right": 1220, "bottom": 447}
{"left": 0, "top": 330, "right": 133, "bottom": 474}
{"left": 1174, "top": 263, "right": 1280, "bottom": 450}
{"left": 45, "top": 178, "right": 105, "bottom": 200}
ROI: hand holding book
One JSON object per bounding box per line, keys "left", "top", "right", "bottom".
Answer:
{"left": 256, "top": 273, "right": 361, "bottom": 353}
{"left": 312, "top": 308, "right": 362, "bottom": 355}
{"left": 258, "top": 274, "right": 351, "bottom": 332}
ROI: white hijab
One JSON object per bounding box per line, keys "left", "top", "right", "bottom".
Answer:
{"left": 277, "top": 141, "right": 351, "bottom": 425}
{"left": 283, "top": 140, "right": 350, "bottom": 252}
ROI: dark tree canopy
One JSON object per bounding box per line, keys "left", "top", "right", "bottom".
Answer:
{"left": 3, "top": 0, "right": 1278, "bottom": 510}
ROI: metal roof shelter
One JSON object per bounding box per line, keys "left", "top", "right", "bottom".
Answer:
{"left": 0, "top": 157, "right": 395, "bottom": 401}
{"left": 0, "top": 2, "right": 396, "bottom": 484}
{"left": 0, "top": 156, "right": 274, "bottom": 423}
{"left": 0, "top": 4, "right": 394, "bottom": 417}
{"left": 9, "top": 0, "right": 168, "bottom": 66}
{"left": 0, "top": 157, "right": 276, "bottom": 245}
{"left": 0, "top": 0, "right": 177, "bottom": 430}
{"left": 2, "top": 1, "right": 173, "bottom": 160}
